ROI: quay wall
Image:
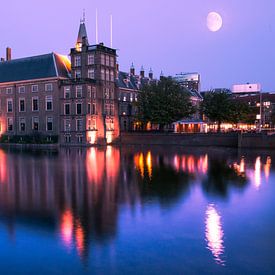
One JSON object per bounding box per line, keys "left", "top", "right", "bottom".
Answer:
{"left": 121, "top": 132, "right": 275, "bottom": 149}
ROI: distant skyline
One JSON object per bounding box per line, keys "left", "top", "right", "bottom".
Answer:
{"left": 1, "top": 0, "right": 275, "bottom": 91}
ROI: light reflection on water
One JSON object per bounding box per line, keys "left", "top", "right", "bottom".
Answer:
{"left": 0, "top": 147, "right": 273, "bottom": 273}
{"left": 205, "top": 204, "right": 225, "bottom": 266}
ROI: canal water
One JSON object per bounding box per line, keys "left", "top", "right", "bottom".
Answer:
{"left": 0, "top": 146, "right": 273, "bottom": 274}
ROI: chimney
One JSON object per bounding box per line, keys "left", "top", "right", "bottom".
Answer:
{"left": 140, "top": 66, "right": 145, "bottom": 78}
{"left": 149, "top": 68, "right": 153, "bottom": 79}
{"left": 130, "top": 63, "right": 135, "bottom": 75}
{"left": 6, "top": 47, "right": 11, "bottom": 61}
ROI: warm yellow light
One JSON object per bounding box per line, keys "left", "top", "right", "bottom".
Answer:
{"left": 106, "top": 131, "right": 113, "bottom": 144}
{"left": 146, "top": 151, "right": 152, "bottom": 179}
{"left": 255, "top": 157, "right": 261, "bottom": 189}
{"left": 88, "top": 131, "right": 97, "bottom": 144}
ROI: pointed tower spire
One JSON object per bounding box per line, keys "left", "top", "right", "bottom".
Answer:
{"left": 130, "top": 63, "right": 135, "bottom": 75}
{"left": 76, "top": 13, "right": 89, "bottom": 51}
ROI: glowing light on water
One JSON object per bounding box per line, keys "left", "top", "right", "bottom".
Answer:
{"left": 146, "top": 151, "right": 152, "bottom": 179}
{"left": 60, "top": 209, "right": 73, "bottom": 249}
{"left": 264, "top": 157, "right": 271, "bottom": 181}
{"left": 254, "top": 157, "right": 261, "bottom": 189}
{"left": 205, "top": 204, "right": 225, "bottom": 265}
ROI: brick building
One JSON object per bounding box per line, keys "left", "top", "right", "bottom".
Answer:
{"left": 0, "top": 20, "right": 120, "bottom": 145}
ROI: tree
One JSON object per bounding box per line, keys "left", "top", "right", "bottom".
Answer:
{"left": 136, "top": 77, "right": 195, "bottom": 130}
{"left": 201, "top": 91, "right": 252, "bottom": 132}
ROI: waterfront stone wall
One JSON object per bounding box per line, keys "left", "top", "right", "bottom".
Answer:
{"left": 120, "top": 132, "right": 239, "bottom": 147}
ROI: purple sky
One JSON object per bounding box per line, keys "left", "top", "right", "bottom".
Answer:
{"left": 1, "top": 0, "right": 275, "bottom": 91}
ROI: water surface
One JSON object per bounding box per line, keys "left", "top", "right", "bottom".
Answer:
{"left": 0, "top": 146, "right": 274, "bottom": 274}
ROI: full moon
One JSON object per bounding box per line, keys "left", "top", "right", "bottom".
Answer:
{"left": 207, "top": 12, "right": 223, "bottom": 32}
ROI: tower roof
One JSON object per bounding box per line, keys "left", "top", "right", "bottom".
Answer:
{"left": 77, "top": 22, "right": 89, "bottom": 44}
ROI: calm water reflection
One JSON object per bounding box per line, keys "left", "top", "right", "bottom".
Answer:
{"left": 0, "top": 146, "right": 274, "bottom": 274}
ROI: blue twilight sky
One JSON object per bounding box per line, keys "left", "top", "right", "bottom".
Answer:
{"left": 1, "top": 0, "right": 275, "bottom": 91}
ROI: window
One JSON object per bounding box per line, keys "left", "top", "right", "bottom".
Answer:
{"left": 64, "top": 103, "right": 70, "bottom": 115}
{"left": 110, "top": 56, "right": 114, "bottom": 67}
{"left": 6, "top": 87, "right": 12, "bottom": 94}
{"left": 76, "top": 119, "right": 83, "bottom": 131}
{"left": 18, "top": 86, "right": 25, "bottom": 93}
{"left": 92, "top": 87, "right": 96, "bottom": 99}
{"left": 88, "top": 68, "right": 95, "bottom": 79}
{"left": 88, "top": 118, "right": 96, "bottom": 130}
{"left": 74, "top": 55, "right": 81, "bottom": 67}
{"left": 88, "top": 54, "right": 95, "bottom": 65}
{"left": 104, "top": 104, "right": 109, "bottom": 115}
{"left": 47, "top": 117, "right": 53, "bottom": 131}
{"left": 19, "top": 98, "right": 25, "bottom": 112}
{"left": 65, "top": 135, "right": 71, "bottom": 143}
{"left": 105, "top": 88, "right": 110, "bottom": 99}
{"left": 7, "top": 99, "right": 13, "bottom": 112}
{"left": 77, "top": 136, "right": 83, "bottom": 143}
{"left": 76, "top": 103, "right": 82, "bottom": 115}
{"left": 64, "top": 87, "right": 71, "bottom": 99}
{"left": 19, "top": 117, "right": 26, "bottom": 132}
{"left": 87, "top": 86, "right": 92, "bottom": 98}
{"left": 110, "top": 89, "right": 114, "bottom": 99}
{"left": 76, "top": 86, "right": 82, "bottom": 98}
{"left": 110, "top": 104, "right": 114, "bottom": 116}
{"left": 101, "top": 69, "right": 105, "bottom": 80}
{"left": 87, "top": 103, "right": 91, "bottom": 114}
{"left": 46, "top": 95, "right": 53, "bottom": 111}
{"left": 7, "top": 118, "right": 13, "bottom": 131}
{"left": 45, "top": 83, "right": 53, "bottom": 92}
{"left": 110, "top": 70, "right": 114, "bottom": 82}
{"left": 32, "top": 85, "right": 38, "bottom": 93}
{"left": 32, "top": 117, "right": 39, "bottom": 130}
{"left": 106, "top": 118, "right": 114, "bottom": 131}
{"left": 92, "top": 103, "right": 96, "bottom": 115}
{"left": 64, "top": 119, "right": 71, "bottom": 131}
{"left": 106, "top": 69, "right": 110, "bottom": 81}
{"left": 101, "top": 54, "right": 105, "bottom": 65}
{"left": 75, "top": 70, "right": 81, "bottom": 79}
{"left": 106, "top": 55, "right": 110, "bottom": 66}
{"left": 32, "top": 97, "right": 39, "bottom": 111}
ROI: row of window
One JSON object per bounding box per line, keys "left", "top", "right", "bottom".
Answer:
{"left": 64, "top": 118, "right": 96, "bottom": 132}
{"left": 64, "top": 103, "right": 97, "bottom": 115}
{"left": 3, "top": 83, "right": 53, "bottom": 94}
{"left": 64, "top": 86, "right": 97, "bottom": 99}
{"left": 74, "top": 54, "right": 115, "bottom": 67}
{"left": 119, "top": 92, "right": 138, "bottom": 102}
{"left": 74, "top": 68, "right": 115, "bottom": 81}
{"left": 7, "top": 117, "right": 53, "bottom": 132}
{"left": 5, "top": 96, "right": 53, "bottom": 113}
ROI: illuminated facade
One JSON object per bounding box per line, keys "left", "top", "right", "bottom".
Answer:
{"left": 0, "top": 21, "right": 120, "bottom": 145}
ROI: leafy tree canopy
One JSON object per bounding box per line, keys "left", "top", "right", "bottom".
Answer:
{"left": 136, "top": 77, "right": 195, "bottom": 129}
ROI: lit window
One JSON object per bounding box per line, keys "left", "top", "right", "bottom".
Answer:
{"left": 45, "top": 83, "right": 53, "bottom": 92}
{"left": 64, "top": 87, "right": 71, "bottom": 99}
{"left": 64, "top": 119, "right": 71, "bottom": 131}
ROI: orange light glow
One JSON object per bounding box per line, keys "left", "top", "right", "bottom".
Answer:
{"left": 0, "top": 149, "right": 7, "bottom": 184}
{"left": 134, "top": 153, "right": 144, "bottom": 178}
{"left": 146, "top": 151, "right": 152, "bottom": 179}
{"left": 205, "top": 204, "right": 225, "bottom": 265}
{"left": 75, "top": 220, "right": 85, "bottom": 257}
{"left": 264, "top": 157, "right": 271, "bottom": 181}
{"left": 106, "top": 131, "right": 113, "bottom": 144}
{"left": 187, "top": 156, "right": 195, "bottom": 173}
{"left": 86, "top": 148, "right": 104, "bottom": 184}
{"left": 173, "top": 155, "right": 180, "bottom": 171}
{"left": 88, "top": 131, "right": 97, "bottom": 144}
{"left": 106, "top": 146, "right": 120, "bottom": 182}
{"left": 60, "top": 209, "right": 73, "bottom": 249}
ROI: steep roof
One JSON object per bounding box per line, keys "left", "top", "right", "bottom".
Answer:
{"left": 0, "top": 53, "right": 71, "bottom": 84}
{"left": 77, "top": 23, "right": 88, "bottom": 44}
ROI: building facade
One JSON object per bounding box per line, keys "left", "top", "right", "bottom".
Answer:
{"left": 0, "top": 21, "right": 120, "bottom": 145}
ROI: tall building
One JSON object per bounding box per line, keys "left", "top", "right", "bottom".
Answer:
{"left": 174, "top": 72, "right": 201, "bottom": 92}
{"left": 0, "top": 19, "right": 120, "bottom": 145}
